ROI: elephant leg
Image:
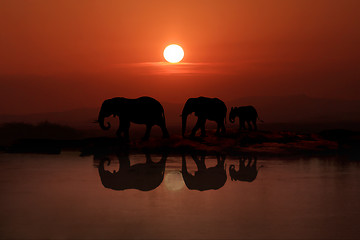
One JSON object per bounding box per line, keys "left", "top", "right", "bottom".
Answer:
{"left": 117, "top": 120, "right": 126, "bottom": 139}
{"left": 240, "top": 157, "right": 246, "bottom": 169}
{"left": 252, "top": 156, "right": 257, "bottom": 168}
{"left": 116, "top": 152, "right": 130, "bottom": 170}
{"left": 216, "top": 122, "right": 221, "bottom": 135}
{"left": 252, "top": 120, "right": 257, "bottom": 131}
{"left": 191, "top": 118, "right": 206, "bottom": 137}
{"left": 159, "top": 120, "right": 170, "bottom": 138}
{"left": 191, "top": 154, "right": 206, "bottom": 171}
{"left": 200, "top": 120, "right": 207, "bottom": 137}
{"left": 182, "top": 155, "right": 192, "bottom": 183}
{"left": 116, "top": 128, "right": 122, "bottom": 138}
{"left": 142, "top": 124, "right": 153, "bottom": 141}
{"left": 239, "top": 119, "right": 245, "bottom": 130}
{"left": 116, "top": 118, "right": 123, "bottom": 138}
{"left": 247, "top": 120, "right": 253, "bottom": 130}
{"left": 145, "top": 153, "right": 152, "bottom": 164}
{"left": 200, "top": 154, "right": 207, "bottom": 169}
{"left": 246, "top": 156, "right": 252, "bottom": 167}
{"left": 220, "top": 120, "right": 226, "bottom": 135}
{"left": 216, "top": 154, "right": 225, "bottom": 168}
{"left": 122, "top": 121, "right": 130, "bottom": 141}
{"left": 182, "top": 155, "right": 187, "bottom": 172}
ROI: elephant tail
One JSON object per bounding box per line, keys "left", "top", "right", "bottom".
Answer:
{"left": 161, "top": 108, "right": 166, "bottom": 121}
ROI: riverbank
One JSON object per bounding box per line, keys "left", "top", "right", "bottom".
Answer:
{"left": 2, "top": 129, "right": 359, "bottom": 158}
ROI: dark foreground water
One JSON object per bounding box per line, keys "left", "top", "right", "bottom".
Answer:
{"left": 0, "top": 152, "right": 359, "bottom": 240}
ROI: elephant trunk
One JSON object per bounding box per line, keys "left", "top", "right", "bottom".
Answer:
{"left": 182, "top": 114, "right": 188, "bottom": 137}
{"left": 229, "top": 117, "right": 235, "bottom": 123}
{"left": 182, "top": 101, "right": 193, "bottom": 137}
{"left": 181, "top": 155, "right": 193, "bottom": 189}
{"left": 98, "top": 111, "right": 111, "bottom": 130}
{"left": 98, "top": 159, "right": 106, "bottom": 176}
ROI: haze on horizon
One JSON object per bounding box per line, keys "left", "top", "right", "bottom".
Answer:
{"left": 1, "top": 0, "right": 359, "bottom": 115}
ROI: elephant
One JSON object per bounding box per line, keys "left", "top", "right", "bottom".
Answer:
{"left": 97, "top": 96, "right": 169, "bottom": 141}
{"left": 229, "top": 155, "right": 261, "bottom": 182}
{"left": 96, "top": 151, "right": 167, "bottom": 191}
{"left": 181, "top": 153, "right": 227, "bottom": 191}
{"left": 229, "top": 106, "right": 261, "bottom": 131}
{"left": 181, "top": 97, "right": 227, "bottom": 137}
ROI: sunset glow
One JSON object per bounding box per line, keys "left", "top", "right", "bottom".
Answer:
{"left": 0, "top": 1, "right": 359, "bottom": 114}
{"left": 0, "top": 1, "right": 360, "bottom": 239}
{"left": 163, "top": 44, "right": 184, "bottom": 63}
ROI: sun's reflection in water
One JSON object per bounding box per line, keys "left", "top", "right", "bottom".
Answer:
{"left": 164, "top": 170, "right": 185, "bottom": 191}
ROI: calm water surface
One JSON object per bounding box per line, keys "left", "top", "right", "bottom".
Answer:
{"left": 0, "top": 152, "right": 359, "bottom": 239}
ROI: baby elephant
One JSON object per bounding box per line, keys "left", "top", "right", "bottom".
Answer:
{"left": 229, "top": 106, "right": 261, "bottom": 131}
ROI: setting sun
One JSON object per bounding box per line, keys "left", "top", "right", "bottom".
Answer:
{"left": 163, "top": 44, "right": 184, "bottom": 63}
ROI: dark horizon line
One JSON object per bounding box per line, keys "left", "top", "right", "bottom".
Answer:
{"left": 2, "top": 94, "right": 360, "bottom": 117}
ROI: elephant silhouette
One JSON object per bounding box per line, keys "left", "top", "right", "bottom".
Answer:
{"left": 229, "top": 106, "right": 261, "bottom": 131}
{"left": 181, "top": 152, "right": 227, "bottom": 191}
{"left": 229, "top": 155, "right": 261, "bottom": 182}
{"left": 96, "top": 151, "right": 167, "bottom": 191}
{"left": 97, "top": 96, "right": 169, "bottom": 141}
{"left": 181, "top": 97, "right": 227, "bottom": 137}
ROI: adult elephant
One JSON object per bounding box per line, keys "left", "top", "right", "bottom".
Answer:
{"left": 181, "top": 153, "right": 227, "bottom": 191}
{"left": 181, "top": 97, "right": 227, "bottom": 137}
{"left": 96, "top": 151, "right": 167, "bottom": 191}
{"left": 229, "top": 106, "right": 261, "bottom": 131}
{"left": 97, "top": 96, "right": 169, "bottom": 141}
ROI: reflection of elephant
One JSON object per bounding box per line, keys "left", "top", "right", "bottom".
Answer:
{"left": 97, "top": 96, "right": 169, "bottom": 141}
{"left": 97, "top": 151, "right": 167, "bottom": 191}
{"left": 229, "top": 106, "right": 260, "bottom": 131}
{"left": 181, "top": 153, "right": 227, "bottom": 191}
{"left": 181, "top": 97, "right": 227, "bottom": 137}
{"left": 229, "top": 156, "right": 261, "bottom": 182}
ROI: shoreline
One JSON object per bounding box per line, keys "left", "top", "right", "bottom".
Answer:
{"left": 1, "top": 130, "right": 359, "bottom": 158}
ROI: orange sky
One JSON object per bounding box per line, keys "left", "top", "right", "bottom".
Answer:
{"left": 0, "top": 0, "right": 359, "bottom": 114}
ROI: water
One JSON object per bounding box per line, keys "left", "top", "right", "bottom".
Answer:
{"left": 0, "top": 152, "right": 359, "bottom": 239}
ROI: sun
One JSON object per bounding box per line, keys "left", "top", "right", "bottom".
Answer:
{"left": 163, "top": 44, "right": 184, "bottom": 63}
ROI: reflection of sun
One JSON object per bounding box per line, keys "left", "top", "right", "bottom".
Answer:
{"left": 163, "top": 44, "right": 184, "bottom": 63}
{"left": 164, "top": 171, "right": 185, "bottom": 191}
